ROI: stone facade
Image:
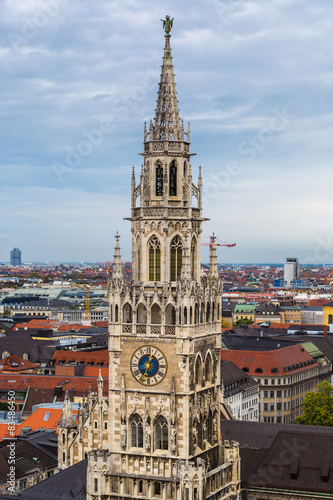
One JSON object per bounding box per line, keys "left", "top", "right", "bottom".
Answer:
{"left": 58, "top": 17, "right": 241, "bottom": 500}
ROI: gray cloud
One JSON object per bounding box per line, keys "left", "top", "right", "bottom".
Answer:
{"left": 1, "top": 0, "right": 333, "bottom": 262}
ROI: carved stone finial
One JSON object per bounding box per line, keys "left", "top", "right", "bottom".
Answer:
{"left": 58, "top": 383, "right": 76, "bottom": 430}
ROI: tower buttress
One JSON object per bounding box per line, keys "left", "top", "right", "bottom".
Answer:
{"left": 208, "top": 234, "right": 219, "bottom": 283}
{"left": 57, "top": 382, "right": 76, "bottom": 470}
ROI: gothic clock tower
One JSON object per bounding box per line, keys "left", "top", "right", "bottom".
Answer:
{"left": 86, "top": 17, "right": 241, "bottom": 500}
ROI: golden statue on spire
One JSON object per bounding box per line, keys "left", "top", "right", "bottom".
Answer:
{"left": 161, "top": 15, "right": 174, "bottom": 34}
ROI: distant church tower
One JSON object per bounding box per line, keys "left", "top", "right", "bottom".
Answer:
{"left": 86, "top": 17, "right": 240, "bottom": 500}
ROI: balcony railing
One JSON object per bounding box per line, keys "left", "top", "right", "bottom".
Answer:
{"left": 121, "top": 324, "right": 176, "bottom": 335}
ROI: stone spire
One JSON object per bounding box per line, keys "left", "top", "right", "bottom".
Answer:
{"left": 97, "top": 369, "right": 103, "bottom": 402}
{"left": 112, "top": 232, "right": 123, "bottom": 281}
{"left": 58, "top": 382, "right": 76, "bottom": 429}
{"left": 153, "top": 17, "right": 182, "bottom": 141}
{"left": 180, "top": 233, "right": 191, "bottom": 282}
{"left": 208, "top": 234, "right": 219, "bottom": 282}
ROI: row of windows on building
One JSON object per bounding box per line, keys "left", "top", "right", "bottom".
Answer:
{"left": 263, "top": 402, "right": 288, "bottom": 412}
{"left": 256, "top": 373, "right": 315, "bottom": 386}
{"left": 110, "top": 301, "right": 220, "bottom": 325}
{"left": 242, "top": 398, "right": 257, "bottom": 410}
{"left": 264, "top": 416, "right": 285, "bottom": 423}
{"left": 263, "top": 383, "right": 315, "bottom": 398}
{"left": 242, "top": 411, "right": 258, "bottom": 421}
{"left": 263, "top": 390, "right": 289, "bottom": 398}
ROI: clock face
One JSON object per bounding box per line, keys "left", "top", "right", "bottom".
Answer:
{"left": 131, "top": 346, "right": 167, "bottom": 386}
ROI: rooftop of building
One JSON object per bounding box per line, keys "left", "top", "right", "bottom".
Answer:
{"left": 0, "top": 354, "right": 39, "bottom": 373}
{"left": 221, "top": 360, "right": 259, "bottom": 397}
{"left": 221, "top": 344, "right": 317, "bottom": 377}
{"left": 234, "top": 304, "right": 257, "bottom": 313}
{"left": 50, "top": 348, "right": 108, "bottom": 366}
{"left": 20, "top": 458, "right": 87, "bottom": 499}
{"left": 0, "top": 436, "right": 57, "bottom": 484}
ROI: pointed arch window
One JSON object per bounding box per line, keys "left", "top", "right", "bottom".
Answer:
{"left": 149, "top": 236, "right": 161, "bottom": 281}
{"left": 155, "top": 415, "right": 168, "bottom": 450}
{"left": 191, "top": 237, "right": 196, "bottom": 279}
{"left": 131, "top": 413, "right": 143, "bottom": 448}
{"left": 170, "top": 235, "right": 182, "bottom": 281}
{"left": 137, "top": 240, "right": 141, "bottom": 281}
{"left": 165, "top": 304, "right": 176, "bottom": 325}
{"left": 195, "top": 356, "right": 203, "bottom": 386}
{"left": 205, "top": 353, "right": 213, "bottom": 384}
{"left": 123, "top": 303, "right": 132, "bottom": 324}
{"left": 169, "top": 161, "right": 177, "bottom": 196}
{"left": 156, "top": 162, "right": 163, "bottom": 196}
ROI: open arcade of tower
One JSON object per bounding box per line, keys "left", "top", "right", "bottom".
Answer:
{"left": 58, "top": 16, "right": 241, "bottom": 500}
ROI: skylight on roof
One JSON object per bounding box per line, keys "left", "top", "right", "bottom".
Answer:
{"left": 44, "top": 412, "right": 50, "bottom": 421}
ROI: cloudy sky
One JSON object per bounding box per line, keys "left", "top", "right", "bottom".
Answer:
{"left": 1, "top": 0, "right": 333, "bottom": 264}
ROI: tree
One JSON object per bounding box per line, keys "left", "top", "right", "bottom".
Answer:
{"left": 234, "top": 318, "right": 253, "bottom": 326}
{"left": 296, "top": 380, "right": 333, "bottom": 426}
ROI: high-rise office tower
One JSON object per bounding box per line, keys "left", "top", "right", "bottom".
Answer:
{"left": 10, "top": 247, "right": 21, "bottom": 266}
{"left": 284, "top": 257, "right": 299, "bottom": 288}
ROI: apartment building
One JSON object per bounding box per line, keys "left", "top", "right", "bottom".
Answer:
{"left": 233, "top": 304, "right": 256, "bottom": 324}
{"left": 221, "top": 360, "right": 260, "bottom": 422}
{"left": 279, "top": 305, "right": 301, "bottom": 324}
{"left": 221, "top": 344, "right": 330, "bottom": 423}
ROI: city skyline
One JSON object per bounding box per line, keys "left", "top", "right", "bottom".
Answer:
{"left": 2, "top": 1, "right": 333, "bottom": 264}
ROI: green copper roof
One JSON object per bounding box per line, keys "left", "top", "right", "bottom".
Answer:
{"left": 234, "top": 304, "right": 257, "bottom": 313}
{"left": 301, "top": 342, "right": 330, "bottom": 366}
{"left": 301, "top": 342, "right": 322, "bottom": 357}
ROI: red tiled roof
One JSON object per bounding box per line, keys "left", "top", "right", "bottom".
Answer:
{"left": 0, "top": 423, "right": 12, "bottom": 440}
{"left": 221, "top": 344, "right": 317, "bottom": 377}
{"left": 0, "top": 374, "right": 108, "bottom": 395}
{"left": 264, "top": 322, "right": 292, "bottom": 329}
{"left": 57, "top": 324, "right": 93, "bottom": 332}
{"left": 13, "top": 319, "right": 108, "bottom": 332}
{"left": 17, "top": 407, "right": 78, "bottom": 434}
{"left": 81, "top": 366, "right": 108, "bottom": 378}
{"left": 0, "top": 354, "right": 39, "bottom": 373}
{"left": 93, "top": 321, "right": 108, "bottom": 327}
{"left": 51, "top": 349, "right": 108, "bottom": 366}
{"left": 13, "top": 320, "right": 60, "bottom": 331}
{"left": 310, "top": 299, "right": 331, "bottom": 307}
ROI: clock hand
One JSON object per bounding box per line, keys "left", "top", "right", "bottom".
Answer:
{"left": 141, "top": 354, "right": 154, "bottom": 381}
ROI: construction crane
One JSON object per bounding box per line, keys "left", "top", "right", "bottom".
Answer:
{"left": 85, "top": 285, "right": 91, "bottom": 320}
{"left": 70, "top": 283, "right": 91, "bottom": 320}
{"left": 201, "top": 234, "right": 236, "bottom": 250}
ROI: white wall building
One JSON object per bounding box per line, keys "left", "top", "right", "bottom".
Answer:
{"left": 222, "top": 360, "right": 260, "bottom": 421}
